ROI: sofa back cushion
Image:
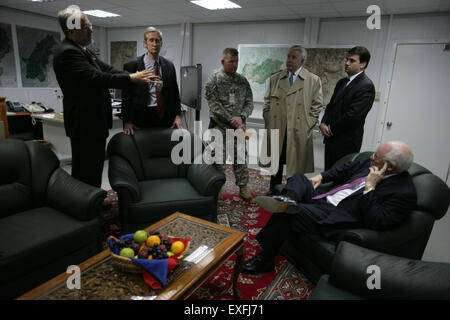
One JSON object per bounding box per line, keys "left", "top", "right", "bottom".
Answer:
{"left": 108, "top": 128, "right": 202, "bottom": 181}
{"left": 0, "top": 139, "right": 33, "bottom": 218}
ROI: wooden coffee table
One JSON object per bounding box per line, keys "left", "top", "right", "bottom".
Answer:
{"left": 18, "top": 212, "right": 246, "bottom": 300}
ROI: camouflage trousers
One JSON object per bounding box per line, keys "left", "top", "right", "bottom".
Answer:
{"left": 209, "top": 125, "right": 249, "bottom": 186}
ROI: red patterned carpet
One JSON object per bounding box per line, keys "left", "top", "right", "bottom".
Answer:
{"left": 101, "top": 166, "right": 314, "bottom": 300}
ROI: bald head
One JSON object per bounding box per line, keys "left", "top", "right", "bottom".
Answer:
{"left": 374, "top": 141, "right": 413, "bottom": 174}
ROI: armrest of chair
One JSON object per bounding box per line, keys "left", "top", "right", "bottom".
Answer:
{"left": 309, "top": 275, "right": 364, "bottom": 300}
{"left": 46, "top": 168, "right": 106, "bottom": 221}
{"left": 108, "top": 155, "right": 140, "bottom": 202}
{"left": 329, "top": 241, "right": 450, "bottom": 299}
{"left": 187, "top": 163, "right": 226, "bottom": 197}
{"left": 330, "top": 210, "right": 435, "bottom": 254}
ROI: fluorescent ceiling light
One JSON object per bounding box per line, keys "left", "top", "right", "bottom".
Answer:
{"left": 28, "top": 0, "right": 54, "bottom": 2}
{"left": 190, "top": 0, "right": 241, "bottom": 10}
{"left": 83, "top": 10, "right": 120, "bottom": 18}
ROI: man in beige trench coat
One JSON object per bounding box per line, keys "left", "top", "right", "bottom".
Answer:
{"left": 263, "top": 45, "right": 323, "bottom": 195}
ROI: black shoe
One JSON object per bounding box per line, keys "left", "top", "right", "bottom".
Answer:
{"left": 255, "top": 195, "right": 297, "bottom": 214}
{"left": 242, "top": 255, "right": 274, "bottom": 274}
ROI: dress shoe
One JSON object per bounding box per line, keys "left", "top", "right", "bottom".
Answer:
{"left": 242, "top": 255, "right": 274, "bottom": 274}
{"left": 255, "top": 195, "right": 297, "bottom": 214}
{"left": 239, "top": 185, "right": 254, "bottom": 203}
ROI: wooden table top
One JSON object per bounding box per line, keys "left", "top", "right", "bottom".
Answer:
{"left": 17, "top": 212, "right": 245, "bottom": 300}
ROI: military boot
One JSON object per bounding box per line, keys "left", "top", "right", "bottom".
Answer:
{"left": 239, "top": 185, "right": 254, "bottom": 203}
{"left": 217, "top": 189, "right": 224, "bottom": 205}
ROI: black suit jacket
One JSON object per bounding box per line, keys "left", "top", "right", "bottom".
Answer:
{"left": 315, "top": 159, "right": 417, "bottom": 231}
{"left": 321, "top": 72, "right": 375, "bottom": 150}
{"left": 122, "top": 54, "right": 181, "bottom": 127}
{"left": 53, "top": 38, "right": 132, "bottom": 138}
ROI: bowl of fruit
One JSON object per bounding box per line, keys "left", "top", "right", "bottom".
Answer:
{"left": 108, "top": 230, "right": 190, "bottom": 274}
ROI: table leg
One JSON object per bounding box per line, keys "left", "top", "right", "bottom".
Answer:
{"left": 232, "top": 244, "right": 245, "bottom": 298}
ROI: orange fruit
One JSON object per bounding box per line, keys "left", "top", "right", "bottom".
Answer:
{"left": 171, "top": 241, "right": 185, "bottom": 255}
{"left": 146, "top": 235, "right": 161, "bottom": 247}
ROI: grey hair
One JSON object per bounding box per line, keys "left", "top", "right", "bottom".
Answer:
{"left": 384, "top": 141, "right": 414, "bottom": 173}
{"left": 144, "top": 27, "right": 163, "bottom": 41}
{"left": 289, "top": 45, "right": 307, "bottom": 63}
{"left": 57, "top": 5, "right": 84, "bottom": 36}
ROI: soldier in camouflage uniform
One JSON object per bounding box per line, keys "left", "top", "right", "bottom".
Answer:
{"left": 205, "top": 48, "right": 254, "bottom": 202}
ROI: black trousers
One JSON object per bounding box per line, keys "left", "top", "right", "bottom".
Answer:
{"left": 133, "top": 107, "right": 172, "bottom": 128}
{"left": 324, "top": 140, "right": 360, "bottom": 171}
{"left": 269, "top": 129, "right": 287, "bottom": 189}
{"left": 70, "top": 137, "right": 106, "bottom": 188}
{"left": 257, "top": 174, "right": 331, "bottom": 260}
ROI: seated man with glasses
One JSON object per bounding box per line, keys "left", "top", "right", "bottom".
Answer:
{"left": 243, "top": 141, "right": 417, "bottom": 274}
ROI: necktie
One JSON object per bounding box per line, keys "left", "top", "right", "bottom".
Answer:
{"left": 289, "top": 73, "right": 294, "bottom": 86}
{"left": 312, "top": 176, "right": 366, "bottom": 200}
{"left": 154, "top": 60, "right": 164, "bottom": 118}
{"left": 333, "top": 77, "right": 350, "bottom": 102}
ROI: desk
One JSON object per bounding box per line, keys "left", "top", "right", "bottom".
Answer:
{"left": 32, "top": 113, "right": 123, "bottom": 161}
{"left": 7, "top": 112, "right": 43, "bottom": 140}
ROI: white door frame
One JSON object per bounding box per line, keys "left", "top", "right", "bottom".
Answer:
{"left": 374, "top": 38, "right": 450, "bottom": 146}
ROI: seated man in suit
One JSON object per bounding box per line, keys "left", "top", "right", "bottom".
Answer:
{"left": 243, "top": 141, "right": 417, "bottom": 274}
{"left": 121, "top": 27, "right": 182, "bottom": 135}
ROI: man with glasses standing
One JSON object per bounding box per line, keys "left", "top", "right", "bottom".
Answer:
{"left": 53, "top": 6, "right": 153, "bottom": 188}
{"left": 121, "top": 27, "right": 183, "bottom": 135}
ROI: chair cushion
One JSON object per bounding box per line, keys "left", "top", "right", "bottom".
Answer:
{"left": 0, "top": 139, "right": 33, "bottom": 218}
{"left": 0, "top": 207, "right": 99, "bottom": 282}
{"left": 129, "top": 178, "right": 215, "bottom": 224}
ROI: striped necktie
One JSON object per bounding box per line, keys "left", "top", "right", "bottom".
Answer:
{"left": 154, "top": 60, "right": 164, "bottom": 118}
{"left": 312, "top": 176, "right": 366, "bottom": 200}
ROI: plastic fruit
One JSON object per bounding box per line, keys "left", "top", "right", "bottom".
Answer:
{"left": 146, "top": 235, "right": 161, "bottom": 247}
{"left": 133, "top": 230, "right": 148, "bottom": 244}
{"left": 167, "top": 251, "right": 175, "bottom": 257}
{"left": 171, "top": 241, "right": 185, "bottom": 255}
{"left": 119, "top": 248, "right": 134, "bottom": 258}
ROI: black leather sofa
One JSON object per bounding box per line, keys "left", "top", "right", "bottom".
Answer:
{"left": 279, "top": 151, "right": 450, "bottom": 283}
{"left": 107, "top": 128, "right": 226, "bottom": 233}
{"left": 0, "top": 139, "right": 106, "bottom": 299}
{"left": 309, "top": 241, "right": 450, "bottom": 300}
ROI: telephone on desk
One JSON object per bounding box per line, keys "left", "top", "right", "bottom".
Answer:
{"left": 6, "top": 101, "right": 54, "bottom": 113}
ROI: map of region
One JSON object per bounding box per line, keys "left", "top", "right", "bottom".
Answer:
{"left": 238, "top": 45, "right": 289, "bottom": 102}
{"left": 0, "top": 23, "right": 17, "bottom": 87}
{"left": 110, "top": 41, "right": 137, "bottom": 70}
{"left": 16, "top": 25, "right": 60, "bottom": 87}
{"left": 238, "top": 45, "right": 349, "bottom": 104}
{"left": 304, "top": 48, "right": 348, "bottom": 105}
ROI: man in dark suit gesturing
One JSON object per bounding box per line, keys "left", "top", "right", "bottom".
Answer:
{"left": 244, "top": 141, "right": 417, "bottom": 274}
{"left": 122, "top": 27, "right": 182, "bottom": 135}
{"left": 320, "top": 46, "right": 375, "bottom": 170}
{"left": 53, "top": 6, "right": 153, "bottom": 188}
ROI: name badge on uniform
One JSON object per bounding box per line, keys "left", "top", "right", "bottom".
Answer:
{"left": 229, "top": 93, "right": 235, "bottom": 105}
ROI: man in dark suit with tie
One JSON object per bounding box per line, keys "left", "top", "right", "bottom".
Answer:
{"left": 53, "top": 6, "right": 153, "bottom": 188}
{"left": 121, "top": 27, "right": 183, "bottom": 135}
{"left": 320, "top": 46, "right": 375, "bottom": 170}
{"left": 243, "top": 141, "right": 417, "bottom": 274}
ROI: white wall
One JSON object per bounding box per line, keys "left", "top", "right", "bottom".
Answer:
{"left": 0, "top": 6, "right": 107, "bottom": 113}
{"left": 0, "top": 7, "right": 63, "bottom": 112}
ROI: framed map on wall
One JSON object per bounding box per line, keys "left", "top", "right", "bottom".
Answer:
{"left": 237, "top": 44, "right": 349, "bottom": 104}
{"left": 16, "top": 25, "right": 60, "bottom": 87}
{"left": 0, "top": 23, "right": 17, "bottom": 87}
{"left": 110, "top": 41, "right": 137, "bottom": 71}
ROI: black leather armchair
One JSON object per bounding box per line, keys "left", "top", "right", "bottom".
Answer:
{"left": 107, "top": 128, "right": 226, "bottom": 233}
{"left": 0, "top": 139, "right": 106, "bottom": 299}
{"left": 280, "top": 152, "right": 450, "bottom": 283}
{"left": 309, "top": 241, "right": 450, "bottom": 300}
